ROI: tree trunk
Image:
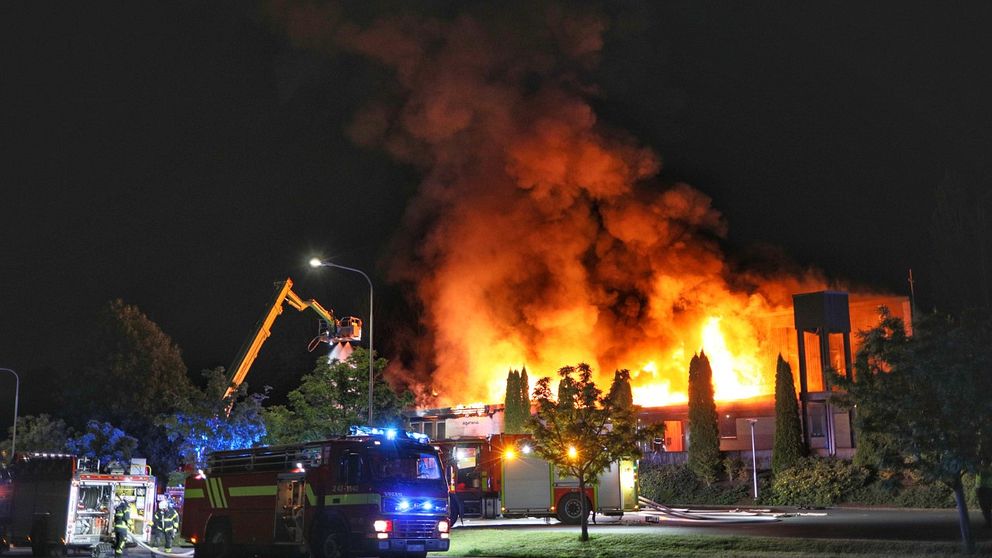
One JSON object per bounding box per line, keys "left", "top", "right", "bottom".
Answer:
{"left": 579, "top": 476, "right": 589, "bottom": 542}
{"left": 952, "top": 475, "right": 975, "bottom": 554}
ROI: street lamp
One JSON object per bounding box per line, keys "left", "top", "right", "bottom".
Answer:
{"left": 309, "top": 258, "right": 375, "bottom": 425}
{"left": 747, "top": 418, "right": 759, "bottom": 500}
{"left": 1, "top": 368, "right": 19, "bottom": 463}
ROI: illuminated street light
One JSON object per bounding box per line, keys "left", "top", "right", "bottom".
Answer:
{"left": 567, "top": 445, "right": 578, "bottom": 460}
{"left": 309, "top": 258, "right": 375, "bottom": 425}
{"left": 1, "top": 367, "right": 19, "bottom": 463}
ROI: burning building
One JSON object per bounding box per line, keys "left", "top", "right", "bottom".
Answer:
{"left": 272, "top": 4, "right": 911, "bottom": 453}
{"left": 407, "top": 290, "right": 911, "bottom": 460}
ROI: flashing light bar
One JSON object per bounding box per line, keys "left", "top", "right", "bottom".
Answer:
{"left": 348, "top": 425, "right": 431, "bottom": 444}
{"left": 385, "top": 497, "right": 448, "bottom": 514}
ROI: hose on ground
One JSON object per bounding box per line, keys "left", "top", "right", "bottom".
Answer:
{"left": 127, "top": 532, "right": 195, "bottom": 557}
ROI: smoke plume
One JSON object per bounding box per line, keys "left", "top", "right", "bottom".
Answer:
{"left": 272, "top": 3, "right": 829, "bottom": 406}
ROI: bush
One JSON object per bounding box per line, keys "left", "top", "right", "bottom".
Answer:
{"left": 846, "top": 470, "right": 969, "bottom": 509}
{"left": 642, "top": 457, "right": 968, "bottom": 509}
{"left": 640, "top": 462, "right": 700, "bottom": 504}
{"left": 770, "top": 457, "right": 868, "bottom": 508}
{"left": 724, "top": 455, "right": 751, "bottom": 483}
{"left": 640, "top": 461, "right": 757, "bottom": 506}
{"left": 893, "top": 483, "right": 955, "bottom": 508}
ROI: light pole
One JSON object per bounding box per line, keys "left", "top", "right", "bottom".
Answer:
{"left": 309, "top": 258, "right": 375, "bottom": 425}
{"left": 1, "top": 368, "right": 19, "bottom": 463}
{"left": 747, "top": 418, "right": 759, "bottom": 500}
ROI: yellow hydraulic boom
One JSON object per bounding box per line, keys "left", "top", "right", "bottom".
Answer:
{"left": 223, "top": 278, "right": 362, "bottom": 401}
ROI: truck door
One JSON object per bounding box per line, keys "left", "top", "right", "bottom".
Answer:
{"left": 274, "top": 474, "right": 306, "bottom": 544}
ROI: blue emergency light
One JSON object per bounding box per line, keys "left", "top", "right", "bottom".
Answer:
{"left": 348, "top": 425, "right": 431, "bottom": 444}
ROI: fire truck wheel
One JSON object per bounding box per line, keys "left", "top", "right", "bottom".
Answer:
{"left": 311, "top": 528, "right": 346, "bottom": 558}
{"left": 555, "top": 493, "right": 591, "bottom": 525}
{"left": 198, "top": 522, "right": 233, "bottom": 558}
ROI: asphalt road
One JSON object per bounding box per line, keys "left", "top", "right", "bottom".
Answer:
{"left": 3, "top": 508, "right": 989, "bottom": 556}
{"left": 455, "top": 507, "right": 992, "bottom": 542}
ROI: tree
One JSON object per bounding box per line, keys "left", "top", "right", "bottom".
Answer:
{"left": 772, "top": 355, "right": 805, "bottom": 474}
{"left": 263, "top": 348, "right": 413, "bottom": 445}
{"left": 504, "top": 368, "right": 532, "bottom": 434}
{"left": 929, "top": 171, "right": 992, "bottom": 313}
{"left": 687, "top": 351, "right": 720, "bottom": 485}
{"left": 65, "top": 420, "right": 138, "bottom": 466}
{"left": 527, "top": 363, "right": 644, "bottom": 541}
{"left": 607, "top": 369, "right": 634, "bottom": 411}
{"left": 1, "top": 414, "right": 69, "bottom": 459}
{"left": 67, "top": 299, "right": 195, "bottom": 428}
{"left": 504, "top": 369, "right": 522, "bottom": 433}
{"left": 519, "top": 366, "right": 530, "bottom": 421}
{"left": 61, "top": 299, "right": 196, "bottom": 478}
{"left": 830, "top": 309, "right": 992, "bottom": 553}
{"left": 158, "top": 368, "right": 268, "bottom": 468}
{"left": 838, "top": 314, "right": 905, "bottom": 473}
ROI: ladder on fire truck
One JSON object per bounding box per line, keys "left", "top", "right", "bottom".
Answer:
{"left": 223, "top": 278, "right": 362, "bottom": 402}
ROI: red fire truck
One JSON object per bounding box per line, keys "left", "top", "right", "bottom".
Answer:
{"left": 438, "top": 433, "right": 639, "bottom": 525}
{"left": 181, "top": 427, "right": 451, "bottom": 558}
{"left": 3, "top": 453, "right": 157, "bottom": 556}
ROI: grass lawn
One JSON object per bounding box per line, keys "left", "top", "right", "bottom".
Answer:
{"left": 445, "top": 529, "right": 992, "bottom": 557}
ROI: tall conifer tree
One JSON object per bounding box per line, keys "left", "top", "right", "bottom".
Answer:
{"left": 687, "top": 351, "right": 720, "bottom": 484}
{"left": 772, "top": 355, "right": 805, "bottom": 474}
{"left": 519, "top": 367, "right": 530, "bottom": 424}
{"left": 504, "top": 369, "right": 523, "bottom": 433}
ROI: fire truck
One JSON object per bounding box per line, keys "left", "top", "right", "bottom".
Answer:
{"left": 3, "top": 453, "right": 156, "bottom": 556}
{"left": 181, "top": 427, "right": 451, "bottom": 558}
{"left": 438, "top": 433, "right": 639, "bottom": 525}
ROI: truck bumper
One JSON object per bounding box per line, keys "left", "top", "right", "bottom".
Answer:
{"left": 366, "top": 537, "right": 450, "bottom": 554}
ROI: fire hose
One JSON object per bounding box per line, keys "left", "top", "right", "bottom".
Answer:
{"left": 127, "top": 532, "right": 195, "bottom": 557}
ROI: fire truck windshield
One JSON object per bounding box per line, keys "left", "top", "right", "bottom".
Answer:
{"left": 369, "top": 450, "right": 442, "bottom": 482}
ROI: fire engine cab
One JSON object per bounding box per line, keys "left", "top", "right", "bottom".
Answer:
{"left": 181, "top": 427, "right": 451, "bottom": 558}
{"left": 3, "top": 453, "right": 156, "bottom": 556}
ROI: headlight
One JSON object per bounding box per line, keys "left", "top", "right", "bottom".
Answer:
{"left": 383, "top": 497, "right": 447, "bottom": 513}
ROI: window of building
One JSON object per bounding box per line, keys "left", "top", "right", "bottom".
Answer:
{"left": 719, "top": 413, "right": 737, "bottom": 439}
{"left": 808, "top": 402, "right": 826, "bottom": 438}
{"left": 662, "top": 420, "right": 684, "bottom": 452}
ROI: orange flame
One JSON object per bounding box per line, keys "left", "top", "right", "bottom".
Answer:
{"left": 303, "top": 6, "right": 861, "bottom": 406}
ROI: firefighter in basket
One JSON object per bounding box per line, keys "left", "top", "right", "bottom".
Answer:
{"left": 112, "top": 496, "right": 131, "bottom": 556}
{"left": 153, "top": 498, "right": 180, "bottom": 553}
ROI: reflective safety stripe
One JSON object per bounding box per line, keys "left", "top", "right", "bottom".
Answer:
{"left": 184, "top": 488, "right": 205, "bottom": 499}
{"left": 323, "top": 493, "right": 381, "bottom": 507}
{"left": 228, "top": 485, "right": 277, "bottom": 497}
{"left": 306, "top": 484, "right": 316, "bottom": 507}
{"left": 206, "top": 478, "right": 228, "bottom": 508}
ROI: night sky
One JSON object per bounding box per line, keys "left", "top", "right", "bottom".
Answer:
{"left": 2, "top": 2, "right": 990, "bottom": 431}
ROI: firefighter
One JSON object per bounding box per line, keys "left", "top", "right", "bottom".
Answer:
{"left": 112, "top": 496, "right": 131, "bottom": 556}
{"left": 153, "top": 498, "right": 180, "bottom": 553}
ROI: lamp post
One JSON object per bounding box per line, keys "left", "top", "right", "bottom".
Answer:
{"left": 309, "top": 258, "right": 375, "bottom": 425}
{"left": 1, "top": 368, "right": 19, "bottom": 463}
{"left": 747, "top": 418, "right": 759, "bottom": 500}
